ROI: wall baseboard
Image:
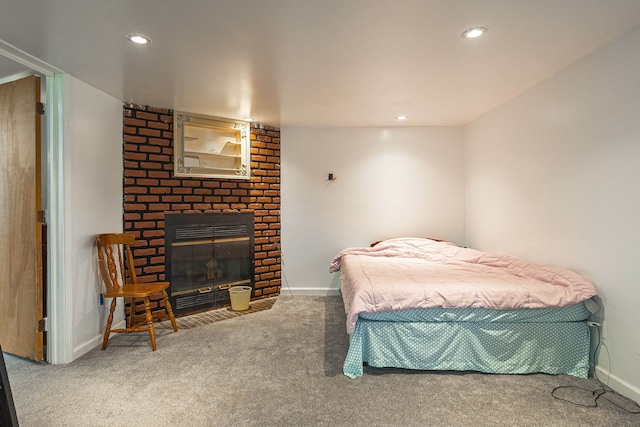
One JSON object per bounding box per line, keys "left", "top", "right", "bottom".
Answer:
{"left": 72, "top": 320, "right": 125, "bottom": 361}
{"left": 279, "top": 287, "right": 341, "bottom": 297}
{"left": 595, "top": 365, "right": 640, "bottom": 404}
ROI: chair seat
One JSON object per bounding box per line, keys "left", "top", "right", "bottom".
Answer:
{"left": 103, "top": 282, "right": 170, "bottom": 298}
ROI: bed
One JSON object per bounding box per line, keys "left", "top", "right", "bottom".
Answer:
{"left": 329, "top": 238, "right": 599, "bottom": 379}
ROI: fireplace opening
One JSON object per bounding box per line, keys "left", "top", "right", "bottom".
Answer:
{"left": 165, "top": 213, "right": 255, "bottom": 315}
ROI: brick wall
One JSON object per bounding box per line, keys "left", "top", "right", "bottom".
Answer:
{"left": 122, "top": 103, "right": 281, "bottom": 316}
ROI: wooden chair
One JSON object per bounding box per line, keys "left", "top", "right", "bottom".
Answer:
{"left": 96, "top": 233, "right": 178, "bottom": 351}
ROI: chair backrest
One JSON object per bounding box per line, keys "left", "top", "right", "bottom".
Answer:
{"left": 96, "top": 233, "right": 138, "bottom": 292}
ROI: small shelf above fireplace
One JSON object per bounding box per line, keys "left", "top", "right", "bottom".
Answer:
{"left": 174, "top": 112, "right": 250, "bottom": 179}
{"left": 165, "top": 213, "right": 255, "bottom": 316}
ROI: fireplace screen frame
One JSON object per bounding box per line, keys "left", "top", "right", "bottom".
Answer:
{"left": 165, "top": 212, "right": 255, "bottom": 315}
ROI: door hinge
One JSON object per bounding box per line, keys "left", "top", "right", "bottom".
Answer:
{"left": 38, "top": 317, "right": 48, "bottom": 332}
{"left": 38, "top": 209, "right": 46, "bottom": 224}
{"left": 36, "top": 102, "right": 45, "bottom": 115}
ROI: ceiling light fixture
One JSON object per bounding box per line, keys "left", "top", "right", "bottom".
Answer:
{"left": 461, "top": 27, "right": 487, "bottom": 39}
{"left": 397, "top": 115, "right": 408, "bottom": 120}
{"left": 127, "top": 34, "right": 152, "bottom": 45}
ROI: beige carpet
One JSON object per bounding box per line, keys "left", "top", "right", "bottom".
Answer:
{"left": 4, "top": 296, "right": 640, "bottom": 426}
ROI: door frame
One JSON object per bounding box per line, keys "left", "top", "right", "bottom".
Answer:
{"left": 0, "top": 41, "right": 69, "bottom": 363}
{"left": 45, "top": 74, "right": 70, "bottom": 364}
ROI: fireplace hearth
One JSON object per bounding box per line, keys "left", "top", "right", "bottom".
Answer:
{"left": 165, "top": 213, "right": 255, "bottom": 315}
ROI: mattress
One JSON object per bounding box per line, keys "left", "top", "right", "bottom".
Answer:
{"left": 358, "top": 302, "right": 591, "bottom": 323}
{"left": 331, "top": 238, "right": 598, "bottom": 334}
{"left": 331, "top": 238, "right": 598, "bottom": 378}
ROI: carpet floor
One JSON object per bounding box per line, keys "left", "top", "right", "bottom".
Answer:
{"left": 4, "top": 296, "right": 639, "bottom": 426}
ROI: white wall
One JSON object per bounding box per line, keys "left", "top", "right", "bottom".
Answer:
{"left": 281, "top": 127, "right": 464, "bottom": 294}
{"left": 62, "top": 75, "right": 123, "bottom": 360}
{"left": 464, "top": 27, "right": 640, "bottom": 402}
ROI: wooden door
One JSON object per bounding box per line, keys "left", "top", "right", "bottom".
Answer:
{"left": 0, "top": 75, "right": 44, "bottom": 361}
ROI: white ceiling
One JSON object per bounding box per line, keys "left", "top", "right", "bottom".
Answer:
{"left": 0, "top": 55, "right": 29, "bottom": 83}
{"left": 2, "top": 0, "right": 640, "bottom": 127}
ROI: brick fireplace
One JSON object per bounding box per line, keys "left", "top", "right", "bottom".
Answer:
{"left": 165, "top": 212, "right": 255, "bottom": 315}
{"left": 122, "top": 103, "right": 281, "bottom": 318}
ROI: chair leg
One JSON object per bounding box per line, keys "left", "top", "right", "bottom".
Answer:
{"left": 143, "top": 297, "right": 157, "bottom": 351}
{"left": 102, "top": 298, "right": 117, "bottom": 350}
{"left": 162, "top": 290, "right": 179, "bottom": 332}
{"left": 128, "top": 298, "right": 136, "bottom": 330}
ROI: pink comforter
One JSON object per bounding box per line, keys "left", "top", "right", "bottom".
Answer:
{"left": 330, "top": 238, "right": 598, "bottom": 334}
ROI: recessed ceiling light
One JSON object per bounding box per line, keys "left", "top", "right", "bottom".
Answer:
{"left": 397, "top": 115, "right": 408, "bottom": 120}
{"left": 461, "top": 27, "right": 487, "bottom": 39}
{"left": 127, "top": 34, "right": 152, "bottom": 45}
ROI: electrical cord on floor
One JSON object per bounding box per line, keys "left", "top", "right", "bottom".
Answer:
{"left": 551, "top": 324, "right": 640, "bottom": 414}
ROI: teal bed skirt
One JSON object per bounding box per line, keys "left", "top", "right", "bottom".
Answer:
{"left": 344, "top": 304, "right": 591, "bottom": 379}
